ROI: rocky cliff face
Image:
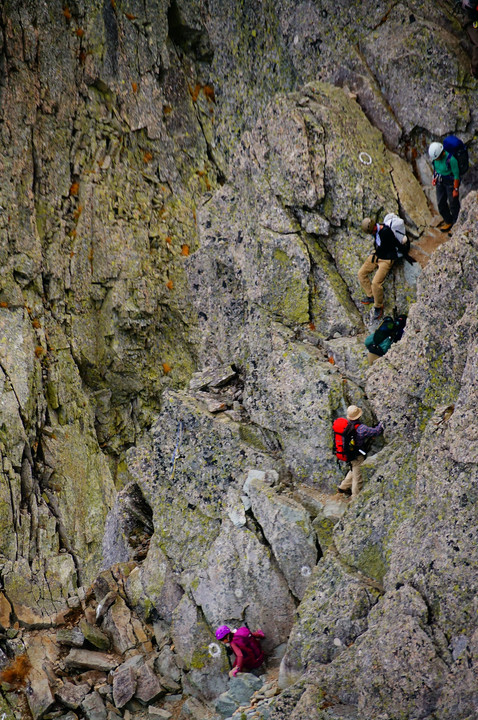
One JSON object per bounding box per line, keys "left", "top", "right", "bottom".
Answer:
{"left": 0, "top": 1, "right": 477, "bottom": 719}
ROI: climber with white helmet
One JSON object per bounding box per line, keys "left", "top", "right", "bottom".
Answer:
{"left": 429, "top": 141, "right": 460, "bottom": 232}
{"left": 215, "top": 625, "right": 265, "bottom": 677}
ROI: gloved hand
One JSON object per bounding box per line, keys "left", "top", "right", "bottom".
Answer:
{"left": 453, "top": 178, "right": 460, "bottom": 198}
{"left": 453, "top": 188, "right": 459, "bottom": 198}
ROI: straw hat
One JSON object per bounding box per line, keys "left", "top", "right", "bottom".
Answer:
{"left": 361, "top": 217, "right": 376, "bottom": 234}
{"left": 347, "top": 405, "right": 363, "bottom": 421}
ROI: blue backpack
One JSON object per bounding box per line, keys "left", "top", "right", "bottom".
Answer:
{"left": 443, "top": 135, "right": 469, "bottom": 176}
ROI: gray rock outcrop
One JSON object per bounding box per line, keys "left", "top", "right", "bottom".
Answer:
{"left": 0, "top": 1, "right": 478, "bottom": 719}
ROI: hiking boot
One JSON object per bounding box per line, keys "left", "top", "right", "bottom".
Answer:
{"left": 337, "top": 486, "right": 352, "bottom": 496}
{"left": 439, "top": 222, "right": 452, "bottom": 232}
{"left": 373, "top": 306, "right": 384, "bottom": 321}
{"left": 360, "top": 296, "right": 374, "bottom": 305}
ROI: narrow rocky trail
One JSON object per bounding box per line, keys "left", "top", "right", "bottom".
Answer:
{"left": 409, "top": 218, "right": 452, "bottom": 267}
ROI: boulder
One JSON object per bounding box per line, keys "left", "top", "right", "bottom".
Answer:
{"left": 79, "top": 619, "right": 110, "bottom": 651}
{"left": 171, "top": 594, "right": 228, "bottom": 700}
{"left": 112, "top": 664, "right": 137, "bottom": 709}
{"left": 64, "top": 649, "right": 119, "bottom": 672}
{"left": 56, "top": 628, "right": 85, "bottom": 648}
{"left": 55, "top": 682, "right": 91, "bottom": 710}
{"left": 153, "top": 645, "right": 181, "bottom": 684}
{"left": 134, "top": 662, "right": 164, "bottom": 704}
{"left": 190, "top": 522, "right": 297, "bottom": 652}
{"left": 101, "top": 597, "right": 137, "bottom": 655}
{"left": 81, "top": 691, "right": 108, "bottom": 720}
{"left": 215, "top": 674, "right": 263, "bottom": 718}
{"left": 243, "top": 472, "right": 318, "bottom": 599}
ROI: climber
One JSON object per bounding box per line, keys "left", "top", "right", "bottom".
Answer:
{"left": 337, "top": 405, "right": 383, "bottom": 498}
{"left": 429, "top": 141, "right": 460, "bottom": 232}
{"left": 462, "top": 0, "right": 478, "bottom": 78}
{"left": 358, "top": 216, "right": 409, "bottom": 322}
{"left": 215, "top": 625, "right": 265, "bottom": 678}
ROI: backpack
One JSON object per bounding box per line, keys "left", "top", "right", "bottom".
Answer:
{"left": 383, "top": 213, "right": 408, "bottom": 247}
{"left": 332, "top": 418, "right": 360, "bottom": 462}
{"left": 231, "top": 627, "right": 264, "bottom": 668}
{"left": 443, "top": 135, "right": 469, "bottom": 176}
{"left": 365, "top": 314, "right": 407, "bottom": 357}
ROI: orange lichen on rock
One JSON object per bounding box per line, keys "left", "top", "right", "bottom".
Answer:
{"left": 181, "top": 244, "right": 190, "bottom": 256}
{"left": 132, "top": 82, "right": 138, "bottom": 93}
{"left": 203, "top": 85, "right": 216, "bottom": 102}
{"left": 73, "top": 205, "right": 83, "bottom": 221}
{"left": 162, "top": 363, "right": 171, "bottom": 374}
{"left": 143, "top": 151, "right": 153, "bottom": 163}
{"left": 308, "top": 322, "right": 316, "bottom": 331}
{"left": 69, "top": 182, "right": 79, "bottom": 196}
{"left": 0, "top": 301, "right": 8, "bottom": 308}
{"left": 75, "top": 28, "right": 84, "bottom": 37}
{"left": 32, "top": 318, "right": 41, "bottom": 329}
{"left": 190, "top": 84, "right": 201, "bottom": 102}
{"left": 165, "top": 236, "right": 172, "bottom": 244}
{"left": 163, "top": 105, "right": 172, "bottom": 115}
{"left": 166, "top": 280, "right": 174, "bottom": 290}
{"left": 125, "top": 12, "right": 137, "bottom": 20}
{"left": 0, "top": 654, "right": 32, "bottom": 689}
{"left": 35, "top": 346, "right": 45, "bottom": 358}
{"left": 63, "top": 7, "right": 72, "bottom": 20}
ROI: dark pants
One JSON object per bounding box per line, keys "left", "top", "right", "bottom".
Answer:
{"left": 436, "top": 175, "right": 460, "bottom": 225}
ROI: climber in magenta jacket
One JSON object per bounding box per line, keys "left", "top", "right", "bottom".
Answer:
{"left": 215, "top": 625, "right": 265, "bottom": 677}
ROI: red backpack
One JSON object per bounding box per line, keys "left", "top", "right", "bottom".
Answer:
{"left": 332, "top": 418, "right": 360, "bottom": 462}
{"left": 231, "top": 627, "right": 264, "bottom": 668}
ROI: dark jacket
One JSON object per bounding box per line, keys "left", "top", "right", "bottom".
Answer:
{"left": 355, "top": 422, "right": 383, "bottom": 450}
{"left": 373, "top": 225, "right": 403, "bottom": 261}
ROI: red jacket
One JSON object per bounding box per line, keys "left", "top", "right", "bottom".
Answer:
{"left": 230, "top": 628, "right": 265, "bottom": 673}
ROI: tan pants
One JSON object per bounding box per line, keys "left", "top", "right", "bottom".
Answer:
{"left": 338, "top": 456, "right": 365, "bottom": 497}
{"left": 358, "top": 255, "right": 394, "bottom": 308}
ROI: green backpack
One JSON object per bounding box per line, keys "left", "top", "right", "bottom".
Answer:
{"left": 365, "top": 315, "right": 407, "bottom": 357}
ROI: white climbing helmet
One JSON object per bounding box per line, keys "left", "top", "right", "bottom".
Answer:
{"left": 428, "top": 142, "right": 444, "bottom": 161}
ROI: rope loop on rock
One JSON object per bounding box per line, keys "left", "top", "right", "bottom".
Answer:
{"left": 359, "top": 151, "right": 373, "bottom": 165}
{"left": 208, "top": 642, "right": 221, "bottom": 658}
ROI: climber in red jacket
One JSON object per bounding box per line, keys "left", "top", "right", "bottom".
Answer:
{"left": 215, "top": 625, "right": 265, "bottom": 677}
